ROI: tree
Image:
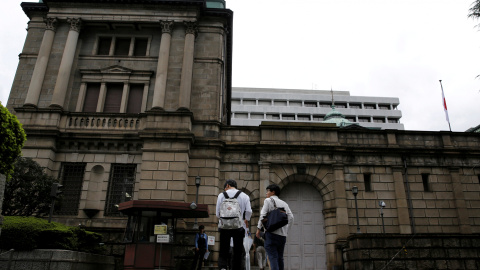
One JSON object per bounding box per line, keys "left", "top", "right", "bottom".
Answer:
{"left": 469, "top": 1, "right": 480, "bottom": 23}
{"left": 2, "top": 157, "right": 58, "bottom": 217}
{"left": 0, "top": 102, "right": 26, "bottom": 180}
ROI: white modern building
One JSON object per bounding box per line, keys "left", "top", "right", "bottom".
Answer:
{"left": 231, "top": 87, "right": 404, "bottom": 130}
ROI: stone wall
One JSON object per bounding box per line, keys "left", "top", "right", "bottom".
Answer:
{"left": 343, "top": 234, "right": 480, "bottom": 270}
{"left": 0, "top": 249, "right": 115, "bottom": 270}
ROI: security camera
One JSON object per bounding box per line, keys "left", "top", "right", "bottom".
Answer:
{"left": 379, "top": 201, "right": 386, "bottom": 207}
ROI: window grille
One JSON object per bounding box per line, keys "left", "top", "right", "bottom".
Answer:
{"left": 56, "top": 163, "right": 86, "bottom": 215}
{"left": 105, "top": 164, "right": 137, "bottom": 216}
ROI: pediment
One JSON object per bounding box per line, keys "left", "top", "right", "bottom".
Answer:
{"left": 100, "top": 65, "right": 133, "bottom": 74}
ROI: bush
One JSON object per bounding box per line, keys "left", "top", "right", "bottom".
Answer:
{"left": 0, "top": 102, "right": 26, "bottom": 180}
{"left": 0, "top": 216, "right": 106, "bottom": 254}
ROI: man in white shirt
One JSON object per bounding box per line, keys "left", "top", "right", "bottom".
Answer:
{"left": 216, "top": 179, "right": 252, "bottom": 270}
{"left": 256, "top": 184, "right": 294, "bottom": 270}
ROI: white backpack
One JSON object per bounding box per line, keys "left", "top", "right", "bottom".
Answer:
{"left": 218, "top": 190, "right": 243, "bottom": 229}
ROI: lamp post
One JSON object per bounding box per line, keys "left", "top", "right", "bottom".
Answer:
{"left": 352, "top": 186, "right": 361, "bottom": 234}
{"left": 379, "top": 200, "right": 386, "bottom": 234}
{"left": 193, "top": 176, "right": 201, "bottom": 229}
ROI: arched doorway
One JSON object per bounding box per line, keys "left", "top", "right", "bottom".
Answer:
{"left": 282, "top": 182, "right": 327, "bottom": 270}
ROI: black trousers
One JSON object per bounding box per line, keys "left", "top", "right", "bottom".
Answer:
{"left": 218, "top": 227, "right": 245, "bottom": 270}
{"left": 191, "top": 248, "right": 206, "bottom": 270}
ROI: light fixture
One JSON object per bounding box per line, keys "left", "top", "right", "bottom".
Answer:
{"left": 190, "top": 201, "right": 197, "bottom": 210}
{"left": 193, "top": 176, "right": 201, "bottom": 229}
{"left": 379, "top": 200, "right": 386, "bottom": 234}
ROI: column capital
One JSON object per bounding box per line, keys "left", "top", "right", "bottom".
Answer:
{"left": 67, "top": 18, "right": 82, "bottom": 32}
{"left": 160, "top": 21, "right": 174, "bottom": 34}
{"left": 44, "top": 17, "right": 58, "bottom": 32}
{"left": 184, "top": 21, "right": 198, "bottom": 36}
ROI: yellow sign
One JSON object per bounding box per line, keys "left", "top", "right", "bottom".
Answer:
{"left": 154, "top": 225, "right": 167, "bottom": 235}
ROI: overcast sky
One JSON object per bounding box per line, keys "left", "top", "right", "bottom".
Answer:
{"left": 1, "top": 0, "right": 480, "bottom": 132}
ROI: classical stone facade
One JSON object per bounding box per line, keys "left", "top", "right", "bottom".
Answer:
{"left": 6, "top": 1, "right": 480, "bottom": 269}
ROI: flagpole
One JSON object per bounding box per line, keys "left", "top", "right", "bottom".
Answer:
{"left": 439, "top": 80, "right": 452, "bottom": 132}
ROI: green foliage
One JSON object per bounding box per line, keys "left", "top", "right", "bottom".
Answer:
{"left": 0, "top": 216, "right": 106, "bottom": 254}
{"left": 2, "top": 157, "right": 58, "bottom": 217}
{"left": 0, "top": 102, "right": 26, "bottom": 180}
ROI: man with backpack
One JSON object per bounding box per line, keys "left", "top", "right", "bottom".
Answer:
{"left": 216, "top": 179, "right": 252, "bottom": 270}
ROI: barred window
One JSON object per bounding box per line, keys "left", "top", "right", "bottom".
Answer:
{"left": 105, "top": 164, "right": 137, "bottom": 216}
{"left": 56, "top": 163, "right": 86, "bottom": 215}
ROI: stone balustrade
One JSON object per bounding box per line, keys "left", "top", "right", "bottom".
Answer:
{"left": 65, "top": 115, "right": 142, "bottom": 130}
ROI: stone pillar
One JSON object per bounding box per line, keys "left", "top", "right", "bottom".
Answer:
{"left": 178, "top": 21, "right": 197, "bottom": 111}
{"left": 333, "top": 164, "right": 349, "bottom": 239}
{"left": 152, "top": 21, "right": 173, "bottom": 110}
{"left": 392, "top": 166, "right": 412, "bottom": 234}
{"left": 450, "top": 167, "right": 472, "bottom": 234}
{"left": 50, "top": 18, "right": 82, "bottom": 109}
{"left": 259, "top": 162, "right": 271, "bottom": 203}
{"left": 24, "top": 17, "right": 57, "bottom": 107}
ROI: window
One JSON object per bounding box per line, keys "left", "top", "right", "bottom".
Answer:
{"left": 258, "top": 100, "right": 271, "bottom": 106}
{"left": 56, "top": 163, "right": 86, "bottom": 215}
{"left": 388, "top": 119, "right": 399, "bottom": 123}
{"left": 304, "top": 101, "right": 317, "bottom": 107}
{"left": 97, "top": 37, "right": 112, "bottom": 55}
{"left": 231, "top": 99, "right": 241, "bottom": 105}
{"left": 336, "top": 103, "right": 346, "bottom": 108}
{"left": 79, "top": 66, "right": 152, "bottom": 113}
{"left": 105, "top": 164, "right": 137, "bottom": 216}
{"left": 266, "top": 114, "right": 280, "bottom": 120}
{"left": 297, "top": 115, "right": 310, "bottom": 121}
{"left": 422, "top": 174, "right": 430, "bottom": 191}
{"left": 96, "top": 36, "right": 149, "bottom": 56}
{"left": 358, "top": 117, "right": 370, "bottom": 122}
{"left": 346, "top": 117, "right": 355, "bottom": 122}
{"left": 289, "top": 101, "right": 302, "bottom": 107}
{"left": 319, "top": 102, "right": 331, "bottom": 108}
{"left": 282, "top": 114, "right": 295, "bottom": 120}
{"left": 235, "top": 113, "right": 248, "bottom": 119}
{"left": 349, "top": 103, "right": 361, "bottom": 109}
{"left": 373, "top": 118, "right": 385, "bottom": 123}
{"left": 127, "top": 84, "right": 144, "bottom": 113}
{"left": 104, "top": 83, "right": 123, "bottom": 113}
{"left": 364, "top": 104, "right": 376, "bottom": 109}
{"left": 243, "top": 99, "right": 256, "bottom": 105}
{"left": 274, "top": 100, "right": 287, "bottom": 106}
{"left": 364, "top": 173, "right": 372, "bottom": 192}
{"left": 379, "top": 104, "right": 391, "bottom": 110}
{"left": 83, "top": 83, "right": 100, "bottom": 112}
{"left": 250, "top": 113, "right": 264, "bottom": 119}
{"left": 313, "top": 115, "right": 324, "bottom": 121}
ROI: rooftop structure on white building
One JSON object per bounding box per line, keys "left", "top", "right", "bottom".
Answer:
{"left": 231, "top": 87, "right": 405, "bottom": 130}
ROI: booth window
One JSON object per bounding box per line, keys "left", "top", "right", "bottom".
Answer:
{"left": 124, "top": 211, "right": 173, "bottom": 243}
{"left": 56, "top": 163, "right": 86, "bottom": 215}
{"left": 105, "top": 164, "right": 137, "bottom": 216}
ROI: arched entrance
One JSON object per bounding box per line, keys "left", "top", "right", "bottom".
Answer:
{"left": 282, "top": 182, "right": 327, "bottom": 270}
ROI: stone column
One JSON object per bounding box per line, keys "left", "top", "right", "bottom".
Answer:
{"left": 259, "top": 162, "right": 271, "bottom": 203}
{"left": 178, "top": 21, "right": 197, "bottom": 111}
{"left": 392, "top": 166, "right": 412, "bottom": 234}
{"left": 332, "top": 164, "right": 349, "bottom": 239}
{"left": 50, "top": 18, "right": 82, "bottom": 109}
{"left": 24, "top": 17, "right": 57, "bottom": 107}
{"left": 450, "top": 167, "right": 472, "bottom": 234}
{"left": 152, "top": 21, "right": 173, "bottom": 110}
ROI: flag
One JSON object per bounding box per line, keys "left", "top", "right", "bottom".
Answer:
{"left": 439, "top": 80, "right": 452, "bottom": 131}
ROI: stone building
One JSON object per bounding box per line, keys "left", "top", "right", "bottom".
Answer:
{"left": 5, "top": 0, "right": 480, "bottom": 269}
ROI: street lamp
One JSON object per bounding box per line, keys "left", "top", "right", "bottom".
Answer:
{"left": 379, "top": 200, "right": 386, "bottom": 234}
{"left": 193, "top": 176, "right": 201, "bottom": 229}
{"left": 352, "top": 186, "right": 361, "bottom": 234}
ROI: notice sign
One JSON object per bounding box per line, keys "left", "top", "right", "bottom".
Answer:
{"left": 154, "top": 225, "right": 167, "bottom": 235}
{"left": 157, "top": 234, "right": 170, "bottom": 243}
{"left": 208, "top": 236, "right": 215, "bottom": 246}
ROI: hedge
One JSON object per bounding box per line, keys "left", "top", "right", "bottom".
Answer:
{"left": 0, "top": 216, "right": 105, "bottom": 254}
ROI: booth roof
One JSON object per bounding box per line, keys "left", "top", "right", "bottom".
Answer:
{"left": 118, "top": 200, "right": 209, "bottom": 218}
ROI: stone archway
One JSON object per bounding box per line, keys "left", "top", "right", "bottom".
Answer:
{"left": 282, "top": 182, "right": 327, "bottom": 270}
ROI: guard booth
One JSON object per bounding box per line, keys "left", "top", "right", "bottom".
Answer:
{"left": 118, "top": 200, "right": 209, "bottom": 270}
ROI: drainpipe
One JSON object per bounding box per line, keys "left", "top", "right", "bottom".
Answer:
{"left": 402, "top": 157, "right": 415, "bottom": 234}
